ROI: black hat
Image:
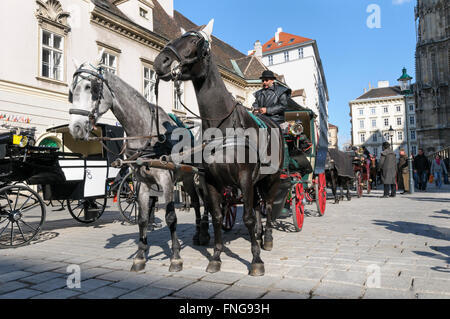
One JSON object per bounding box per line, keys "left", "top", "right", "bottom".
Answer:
{"left": 260, "top": 70, "right": 276, "bottom": 80}
{"left": 382, "top": 142, "right": 390, "bottom": 150}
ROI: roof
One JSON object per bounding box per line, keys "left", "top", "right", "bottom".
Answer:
{"left": 262, "top": 32, "right": 313, "bottom": 53}
{"left": 92, "top": 1, "right": 266, "bottom": 81}
{"left": 355, "top": 86, "right": 403, "bottom": 100}
{"left": 232, "top": 56, "right": 268, "bottom": 80}
{"left": 328, "top": 123, "right": 338, "bottom": 129}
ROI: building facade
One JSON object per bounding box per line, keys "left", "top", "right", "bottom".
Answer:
{"left": 349, "top": 81, "right": 418, "bottom": 158}
{"left": 0, "top": 0, "right": 267, "bottom": 149}
{"left": 414, "top": 0, "right": 449, "bottom": 153}
{"left": 328, "top": 123, "right": 338, "bottom": 149}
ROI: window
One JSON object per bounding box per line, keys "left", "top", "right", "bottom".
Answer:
{"left": 298, "top": 48, "right": 304, "bottom": 59}
{"left": 359, "top": 109, "right": 364, "bottom": 115}
{"left": 409, "top": 116, "right": 415, "bottom": 125}
{"left": 411, "top": 145, "right": 417, "bottom": 155}
{"left": 359, "top": 120, "right": 364, "bottom": 129}
{"left": 396, "top": 105, "right": 401, "bottom": 112}
{"left": 410, "top": 130, "right": 416, "bottom": 140}
{"left": 384, "top": 133, "right": 390, "bottom": 141}
{"left": 409, "top": 104, "right": 414, "bottom": 112}
{"left": 383, "top": 106, "right": 388, "bottom": 113}
{"left": 284, "top": 51, "right": 289, "bottom": 62}
{"left": 371, "top": 119, "right": 377, "bottom": 127}
{"left": 100, "top": 52, "right": 117, "bottom": 74}
{"left": 41, "top": 30, "right": 64, "bottom": 81}
{"left": 397, "top": 131, "right": 403, "bottom": 141}
{"left": 397, "top": 117, "right": 402, "bottom": 126}
{"left": 139, "top": 7, "right": 148, "bottom": 19}
{"left": 268, "top": 55, "right": 273, "bottom": 65}
{"left": 360, "top": 133, "right": 366, "bottom": 143}
{"left": 384, "top": 118, "right": 389, "bottom": 127}
{"left": 370, "top": 108, "right": 376, "bottom": 115}
{"left": 372, "top": 134, "right": 378, "bottom": 142}
{"left": 143, "top": 66, "right": 156, "bottom": 103}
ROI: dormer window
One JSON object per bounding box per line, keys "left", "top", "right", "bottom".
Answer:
{"left": 139, "top": 7, "right": 148, "bottom": 19}
{"left": 289, "top": 38, "right": 295, "bottom": 43}
{"left": 277, "top": 41, "right": 283, "bottom": 46}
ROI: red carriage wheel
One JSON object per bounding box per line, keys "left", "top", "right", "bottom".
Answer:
{"left": 315, "top": 173, "right": 326, "bottom": 216}
{"left": 222, "top": 204, "right": 237, "bottom": 231}
{"left": 356, "top": 171, "right": 363, "bottom": 198}
{"left": 292, "top": 183, "right": 305, "bottom": 232}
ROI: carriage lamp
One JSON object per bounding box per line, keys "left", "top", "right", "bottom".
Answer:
{"left": 19, "top": 136, "right": 29, "bottom": 148}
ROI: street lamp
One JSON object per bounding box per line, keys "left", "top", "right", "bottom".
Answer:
{"left": 388, "top": 125, "right": 394, "bottom": 149}
{"left": 398, "top": 67, "right": 414, "bottom": 194}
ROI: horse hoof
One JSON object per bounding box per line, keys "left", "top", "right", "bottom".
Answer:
{"left": 206, "top": 261, "right": 221, "bottom": 273}
{"left": 169, "top": 259, "right": 183, "bottom": 272}
{"left": 130, "top": 260, "right": 146, "bottom": 272}
{"left": 263, "top": 241, "right": 273, "bottom": 251}
{"left": 249, "top": 263, "right": 265, "bottom": 276}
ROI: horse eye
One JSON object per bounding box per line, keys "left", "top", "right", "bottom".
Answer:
{"left": 85, "top": 85, "right": 91, "bottom": 90}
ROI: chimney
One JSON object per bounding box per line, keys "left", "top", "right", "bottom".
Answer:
{"left": 275, "top": 27, "right": 282, "bottom": 43}
{"left": 254, "top": 40, "right": 262, "bottom": 58}
{"left": 378, "top": 80, "right": 390, "bottom": 88}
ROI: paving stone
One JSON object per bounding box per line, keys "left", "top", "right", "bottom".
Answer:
{"left": 0, "top": 271, "right": 34, "bottom": 283}
{"left": 20, "top": 271, "right": 63, "bottom": 284}
{"left": 0, "top": 281, "right": 29, "bottom": 294}
{"left": 272, "top": 278, "right": 319, "bottom": 294}
{"left": 363, "top": 288, "right": 415, "bottom": 299}
{"left": 150, "top": 276, "right": 197, "bottom": 291}
{"left": 261, "top": 290, "right": 310, "bottom": 299}
{"left": 96, "top": 270, "right": 136, "bottom": 282}
{"left": 233, "top": 275, "right": 279, "bottom": 289}
{"left": 80, "top": 267, "right": 114, "bottom": 280}
{"left": 313, "top": 282, "right": 365, "bottom": 299}
{"left": 285, "top": 266, "right": 329, "bottom": 280}
{"left": 31, "top": 288, "right": 81, "bottom": 299}
{"left": 78, "top": 286, "right": 129, "bottom": 299}
{"left": 413, "top": 277, "right": 450, "bottom": 294}
{"left": 201, "top": 271, "right": 245, "bottom": 285}
{"left": 30, "top": 278, "right": 69, "bottom": 292}
{"left": 119, "top": 287, "right": 174, "bottom": 299}
{"left": 24, "top": 262, "right": 68, "bottom": 273}
{"left": 111, "top": 274, "right": 166, "bottom": 290}
{"left": 322, "top": 270, "right": 368, "bottom": 286}
{"left": 73, "top": 279, "right": 112, "bottom": 293}
{"left": 416, "top": 293, "right": 450, "bottom": 299}
{"left": 214, "top": 285, "right": 267, "bottom": 299}
{"left": 173, "top": 281, "right": 229, "bottom": 299}
{"left": 0, "top": 288, "right": 42, "bottom": 299}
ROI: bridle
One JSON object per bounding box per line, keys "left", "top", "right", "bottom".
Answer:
{"left": 68, "top": 64, "right": 114, "bottom": 131}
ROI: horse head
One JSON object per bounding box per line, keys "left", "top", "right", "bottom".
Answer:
{"left": 68, "top": 49, "right": 115, "bottom": 140}
{"left": 154, "top": 19, "right": 214, "bottom": 82}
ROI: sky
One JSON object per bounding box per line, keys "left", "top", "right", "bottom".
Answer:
{"left": 174, "top": 0, "right": 417, "bottom": 148}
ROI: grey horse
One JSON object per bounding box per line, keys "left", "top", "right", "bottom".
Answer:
{"left": 68, "top": 53, "right": 209, "bottom": 273}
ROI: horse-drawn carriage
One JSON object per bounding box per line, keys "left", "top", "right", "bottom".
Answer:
{"left": 0, "top": 123, "right": 134, "bottom": 248}
{"left": 351, "top": 147, "right": 372, "bottom": 197}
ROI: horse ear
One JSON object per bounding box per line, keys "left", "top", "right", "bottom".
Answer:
{"left": 95, "top": 48, "right": 105, "bottom": 66}
{"left": 180, "top": 27, "right": 186, "bottom": 35}
{"left": 72, "top": 58, "right": 80, "bottom": 70}
{"left": 201, "top": 19, "right": 214, "bottom": 41}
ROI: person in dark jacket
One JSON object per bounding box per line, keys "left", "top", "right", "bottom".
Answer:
{"left": 252, "top": 70, "right": 291, "bottom": 125}
{"left": 378, "top": 142, "right": 397, "bottom": 197}
{"left": 413, "top": 148, "right": 430, "bottom": 191}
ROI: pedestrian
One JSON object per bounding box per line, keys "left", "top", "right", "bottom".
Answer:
{"left": 430, "top": 155, "right": 448, "bottom": 189}
{"left": 378, "top": 142, "right": 397, "bottom": 198}
{"left": 397, "top": 148, "right": 410, "bottom": 194}
{"left": 413, "top": 148, "right": 430, "bottom": 191}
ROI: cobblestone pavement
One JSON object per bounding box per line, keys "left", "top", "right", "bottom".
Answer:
{"left": 0, "top": 184, "right": 449, "bottom": 299}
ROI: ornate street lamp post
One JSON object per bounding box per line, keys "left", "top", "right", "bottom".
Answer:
{"left": 398, "top": 67, "right": 414, "bottom": 194}
{"left": 388, "top": 125, "right": 394, "bottom": 149}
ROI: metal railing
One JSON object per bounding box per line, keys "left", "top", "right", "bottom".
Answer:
{"left": 427, "top": 146, "right": 449, "bottom": 161}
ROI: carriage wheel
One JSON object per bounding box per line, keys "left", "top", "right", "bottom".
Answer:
{"left": 67, "top": 197, "right": 106, "bottom": 224}
{"left": 222, "top": 204, "right": 237, "bottom": 231}
{"left": 315, "top": 173, "right": 326, "bottom": 216}
{"left": 292, "top": 183, "right": 305, "bottom": 232}
{"left": 0, "top": 184, "right": 46, "bottom": 248}
{"left": 118, "top": 171, "right": 140, "bottom": 225}
{"left": 356, "top": 171, "right": 363, "bottom": 198}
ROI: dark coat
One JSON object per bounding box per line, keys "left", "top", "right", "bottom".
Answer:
{"left": 413, "top": 154, "right": 429, "bottom": 172}
{"left": 252, "top": 83, "right": 291, "bottom": 124}
{"left": 379, "top": 149, "right": 397, "bottom": 184}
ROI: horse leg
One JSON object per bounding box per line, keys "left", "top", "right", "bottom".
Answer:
{"left": 185, "top": 174, "right": 210, "bottom": 246}
{"left": 241, "top": 175, "right": 264, "bottom": 276}
{"left": 331, "top": 169, "right": 339, "bottom": 204}
{"left": 262, "top": 179, "right": 279, "bottom": 252}
{"left": 205, "top": 185, "right": 224, "bottom": 273}
{"left": 346, "top": 180, "right": 351, "bottom": 201}
{"left": 254, "top": 191, "right": 263, "bottom": 248}
{"left": 131, "top": 183, "right": 152, "bottom": 272}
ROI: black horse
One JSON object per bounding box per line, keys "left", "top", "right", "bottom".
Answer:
{"left": 154, "top": 20, "right": 285, "bottom": 276}
{"left": 325, "top": 149, "right": 354, "bottom": 203}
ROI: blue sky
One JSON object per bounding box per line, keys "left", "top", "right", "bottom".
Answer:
{"left": 174, "top": 0, "right": 417, "bottom": 147}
